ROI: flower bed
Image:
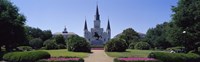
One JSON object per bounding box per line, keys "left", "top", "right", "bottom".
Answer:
{"left": 38, "top": 57, "right": 84, "bottom": 62}
{"left": 114, "top": 57, "right": 162, "bottom": 62}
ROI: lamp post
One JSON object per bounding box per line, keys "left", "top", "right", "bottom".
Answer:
{"left": 182, "top": 30, "right": 187, "bottom": 53}
{"left": 183, "top": 31, "right": 186, "bottom": 34}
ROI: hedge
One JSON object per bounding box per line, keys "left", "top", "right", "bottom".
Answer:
{"left": 148, "top": 52, "right": 200, "bottom": 62}
{"left": 3, "top": 51, "right": 50, "bottom": 62}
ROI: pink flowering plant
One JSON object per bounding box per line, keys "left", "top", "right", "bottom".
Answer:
{"left": 114, "top": 57, "right": 162, "bottom": 62}
{"left": 38, "top": 56, "right": 84, "bottom": 62}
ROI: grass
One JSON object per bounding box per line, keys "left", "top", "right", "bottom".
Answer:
{"left": 40, "top": 49, "right": 89, "bottom": 58}
{"left": 106, "top": 49, "right": 165, "bottom": 58}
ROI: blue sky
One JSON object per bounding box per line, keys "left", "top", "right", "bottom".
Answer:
{"left": 10, "top": 0, "right": 178, "bottom": 38}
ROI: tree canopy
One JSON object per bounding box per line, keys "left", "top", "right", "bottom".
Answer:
{"left": 0, "top": 0, "right": 27, "bottom": 51}
{"left": 145, "top": 0, "right": 200, "bottom": 52}
{"left": 116, "top": 28, "right": 140, "bottom": 46}
{"left": 172, "top": 0, "right": 200, "bottom": 52}
{"left": 25, "top": 26, "right": 52, "bottom": 41}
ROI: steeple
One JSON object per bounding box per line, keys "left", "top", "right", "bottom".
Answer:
{"left": 84, "top": 19, "right": 88, "bottom": 30}
{"left": 107, "top": 19, "right": 111, "bottom": 30}
{"left": 95, "top": 5, "right": 100, "bottom": 20}
{"left": 63, "top": 26, "right": 68, "bottom": 33}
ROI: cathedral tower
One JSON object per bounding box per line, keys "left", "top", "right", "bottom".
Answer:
{"left": 94, "top": 5, "right": 101, "bottom": 28}
{"left": 84, "top": 5, "right": 111, "bottom": 46}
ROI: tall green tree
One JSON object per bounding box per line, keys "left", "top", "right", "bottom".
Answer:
{"left": 0, "top": 0, "right": 27, "bottom": 51}
{"left": 145, "top": 22, "right": 172, "bottom": 49}
{"left": 172, "top": 0, "right": 200, "bottom": 52}
{"left": 42, "top": 30, "right": 52, "bottom": 41}
{"left": 26, "top": 26, "right": 43, "bottom": 39}
{"left": 25, "top": 26, "right": 52, "bottom": 41}
{"left": 117, "top": 28, "right": 140, "bottom": 46}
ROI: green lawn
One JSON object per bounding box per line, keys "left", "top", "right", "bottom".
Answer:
{"left": 40, "top": 49, "right": 89, "bottom": 58}
{"left": 106, "top": 49, "right": 166, "bottom": 58}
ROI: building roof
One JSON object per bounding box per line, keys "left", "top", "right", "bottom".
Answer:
{"left": 53, "top": 32, "right": 77, "bottom": 36}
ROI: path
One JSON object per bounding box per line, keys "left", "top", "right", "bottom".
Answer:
{"left": 84, "top": 50, "right": 114, "bottom": 62}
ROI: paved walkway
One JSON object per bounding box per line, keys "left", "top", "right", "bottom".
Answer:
{"left": 84, "top": 50, "right": 114, "bottom": 62}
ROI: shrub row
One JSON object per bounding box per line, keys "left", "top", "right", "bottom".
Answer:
{"left": 3, "top": 51, "right": 50, "bottom": 62}
{"left": 148, "top": 52, "right": 200, "bottom": 62}
{"left": 114, "top": 58, "right": 162, "bottom": 62}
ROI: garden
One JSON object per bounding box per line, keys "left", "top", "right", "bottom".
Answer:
{"left": 1, "top": 0, "right": 200, "bottom": 62}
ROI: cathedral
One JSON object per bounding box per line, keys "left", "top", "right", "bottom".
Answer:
{"left": 84, "top": 5, "right": 111, "bottom": 46}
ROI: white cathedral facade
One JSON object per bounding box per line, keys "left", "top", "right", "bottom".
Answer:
{"left": 84, "top": 5, "right": 111, "bottom": 46}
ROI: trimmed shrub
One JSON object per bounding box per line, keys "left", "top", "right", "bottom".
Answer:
{"left": 38, "top": 57, "right": 84, "bottom": 62}
{"left": 43, "top": 39, "right": 58, "bottom": 50}
{"left": 57, "top": 44, "right": 67, "bottom": 49}
{"left": 148, "top": 52, "right": 200, "bottom": 62}
{"left": 105, "top": 38, "right": 127, "bottom": 52}
{"left": 54, "top": 35, "right": 66, "bottom": 45}
{"left": 3, "top": 51, "right": 50, "bottom": 62}
{"left": 29, "top": 38, "right": 43, "bottom": 49}
{"left": 129, "top": 42, "right": 137, "bottom": 49}
{"left": 17, "top": 46, "right": 32, "bottom": 51}
{"left": 114, "top": 58, "right": 162, "bottom": 62}
{"left": 67, "top": 35, "right": 91, "bottom": 52}
{"left": 134, "top": 42, "right": 151, "bottom": 50}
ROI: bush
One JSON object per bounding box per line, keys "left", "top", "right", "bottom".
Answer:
{"left": 43, "top": 39, "right": 58, "bottom": 50}
{"left": 3, "top": 51, "right": 50, "bottom": 62}
{"left": 17, "top": 46, "right": 33, "bottom": 51}
{"left": 148, "top": 52, "right": 200, "bottom": 62}
{"left": 54, "top": 35, "right": 66, "bottom": 45}
{"left": 129, "top": 42, "right": 137, "bottom": 49}
{"left": 134, "top": 42, "right": 151, "bottom": 50}
{"left": 29, "top": 38, "right": 43, "bottom": 49}
{"left": 67, "top": 35, "right": 91, "bottom": 52}
{"left": 57, "top": 44, "right": 66, "bottom": 49}
{"left": 38, "top": 57, "right": 84, "bottom": 62}
{"left": 105, "top": 38, "right": 127, "bottom": 52}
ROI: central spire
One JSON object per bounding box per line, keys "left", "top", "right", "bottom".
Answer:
{"left": 95, "top": 5, "right": 100, "bottom": 20}
{"left": 107, "top": 19, "right": 111, "bottom": 30}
